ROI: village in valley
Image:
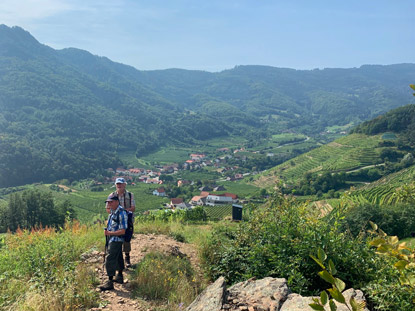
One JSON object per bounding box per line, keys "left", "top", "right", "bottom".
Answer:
{"left": 102, "top": 151, "right": 255, "bottom": 211}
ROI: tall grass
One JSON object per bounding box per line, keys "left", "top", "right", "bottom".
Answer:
{"left": 0, "top": 221, "right": 102, "bottom": 311}
{"left": 131, "top": 252, "right": 204, "bottom": 311}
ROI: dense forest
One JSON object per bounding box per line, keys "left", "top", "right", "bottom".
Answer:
{"left": 0, "top": 25, "right": 414, "bottom": 187}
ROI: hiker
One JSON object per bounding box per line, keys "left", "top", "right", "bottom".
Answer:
{"left": 111, "top": 177, "right": 136, "bottom": 267}
{"left": 100, "top": 193, "right": 128, "bottom": 291}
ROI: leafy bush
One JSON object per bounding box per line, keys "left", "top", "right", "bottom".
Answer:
{"left": 200, "top": 193, "right": 383, "bottom": 295}
{"left": 342, "top": 203, "right": 415, "bottom": 239}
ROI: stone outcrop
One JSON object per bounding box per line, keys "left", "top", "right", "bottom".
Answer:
{"left": 186, "top": 277, "right": 368, "bottom": 311}
{"left": 185, "top": 276, "right": 226, "bottom": 311}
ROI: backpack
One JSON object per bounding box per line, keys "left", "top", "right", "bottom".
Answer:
{"left": 114, "top": 207, "right": 134, "bottom": 242}
{"left": 124, "top": 210, "right": 134, "bottom": 242}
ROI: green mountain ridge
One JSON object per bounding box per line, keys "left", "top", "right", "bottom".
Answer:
{"left": 0, "top": 24, "right": 414, "bottom": 187}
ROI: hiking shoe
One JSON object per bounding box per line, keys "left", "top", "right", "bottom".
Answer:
{"left": 99, "top": 280, "right": 114, "bottom": 291}
{"left": 125, "top": 256, "right": 131, "bottom": 268}
{"left": 114, "top": 274, "right": 124, "bottom": 284}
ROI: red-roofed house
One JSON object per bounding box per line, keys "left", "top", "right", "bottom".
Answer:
{"left": 170, "top": 198, "right": 184, "bottom": 208}
{"left": 190, "top": 196, "right": 206, "bottom": 206}
{"left": 153, "top": 187, "right": 166, "bottom": 197}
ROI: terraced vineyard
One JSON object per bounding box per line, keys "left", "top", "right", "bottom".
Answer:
{"left": 349, "top": 166, "right": 415, "bottom": 205}
{"left": 259, "top": 133, "right": 385, "bottom": 186}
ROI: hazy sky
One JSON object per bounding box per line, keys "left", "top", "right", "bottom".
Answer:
{"left": 1, "top": 0, "right": 414, "bottom": 72}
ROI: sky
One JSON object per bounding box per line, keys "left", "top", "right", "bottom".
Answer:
{"left": 1, "top": 0, "right": 414, "bottom": 72}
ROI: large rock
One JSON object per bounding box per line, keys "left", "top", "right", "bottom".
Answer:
{"left": 225, "top": 277, "right": 290, "bottom": 311}
{"left": 186, "top": 276, "right": 369, "bottom": 311}
{"left": 186, "top": 276, "right": 226, "bottom": 311}
{"left": 279, "top": 289, "right": 369, "bottom": 311}
{"left": 280, "top": 294, "right": 315, "bottom": 311}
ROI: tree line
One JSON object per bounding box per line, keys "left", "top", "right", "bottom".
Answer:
{"left": 0, "top": 189, "right": 76, "bottom": 232}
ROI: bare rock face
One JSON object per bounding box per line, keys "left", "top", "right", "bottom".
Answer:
{"left": 279, "top": 294, "right": 315, "bottom": 311}
{"left": 225, "top": 277, "right": 291, "bottom": 311}
{"left": 185, "top": 276, "right": 226, "bottom": 311}
{"left": 186, "top": 276, "right": 369, "bottom": 311}
{"left": 280, "top": 289, "right": 369, "bottom": 311}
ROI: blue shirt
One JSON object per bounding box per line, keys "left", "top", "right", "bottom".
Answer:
{"left": 106, "top": 205, "right": 128, "bottom": 243}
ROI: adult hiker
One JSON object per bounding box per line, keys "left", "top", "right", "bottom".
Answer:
{"left": 100, "top": 193, "right": 128, "bottom": 291}
{"left": 111, "top": 177, "right": 136, "bottom": 267}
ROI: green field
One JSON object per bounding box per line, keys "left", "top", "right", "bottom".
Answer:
{"left": 271, "top": 133, "right": 307, "bottom": 144}
{"left": 216, "top": 180, "right": 261, "bottom": 197}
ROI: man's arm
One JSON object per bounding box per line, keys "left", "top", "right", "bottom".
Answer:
{"left": 105, "top": 228, "right": 126, "bottom": 236}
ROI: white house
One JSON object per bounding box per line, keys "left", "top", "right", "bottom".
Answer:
{"left": 153, "top": 187, "right": 166, "bottom": 197}
{"left": 205, "top": 194, "right": 233, "bottom": 206}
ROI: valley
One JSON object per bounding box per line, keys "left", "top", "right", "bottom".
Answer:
{"left": 1, "top": 24, "right": 415, "bottom": 311}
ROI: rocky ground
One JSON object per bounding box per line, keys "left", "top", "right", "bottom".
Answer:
{"left": 87, "top": 233, "right": 201, "bottom": 311}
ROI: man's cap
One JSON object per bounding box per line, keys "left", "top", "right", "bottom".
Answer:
{"left": 115, "top": 177, "right": 127, "bottom": 184}
{"left": 105, "top": 193, "right": 119, "bottom": 202}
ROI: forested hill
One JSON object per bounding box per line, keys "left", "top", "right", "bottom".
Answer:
{"left": 0, "top": 25, "right": 414, "bottom": 187}
{"left": 351, "top": 104, "right": 415, "bottom": 148}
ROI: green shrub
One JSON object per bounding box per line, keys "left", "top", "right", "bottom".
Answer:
{"left": 200, "top": 193, "right": 383, "bottom": 295}
{"left": 342, "top": 203, "right": 415, "bottom": 239}
{"left": 364, "top": 279, "right": 415, "bottom": 311}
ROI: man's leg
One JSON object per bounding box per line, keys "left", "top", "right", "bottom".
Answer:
{"left": 100, "top": 241, "right": 123, "bottom": 290}
{"left": 114, "top": 242, "right": 125, "bottom": 283}
{"left": 123, "top": 241, "right": 132, "bottom": 267}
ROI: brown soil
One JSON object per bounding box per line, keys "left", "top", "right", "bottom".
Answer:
{"left": 90, "top": 234, "right": 201, "bottom": 311}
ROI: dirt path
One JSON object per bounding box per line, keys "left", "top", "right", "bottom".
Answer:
{"left": 91, "top": 234, "right": 201, "bottom": 311}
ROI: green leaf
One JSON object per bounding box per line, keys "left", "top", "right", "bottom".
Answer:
{"left": 328, "top": 259, "right": 337, "bottom": 275}
{"left": 321, "top": 290, "right": 328, "bottom": 305}
{"left": 318, "top": 247, "right": 327, "bottom": 262}
{"left": 328, "top": 287, "right": 346, "bottom": 304}
{"left": 309, "top": 303, "right": 325, "bottom": 311}
{"left": 350, "top": 297, "right": 359, "bottom": 311}
{"left": 310, "top": 254, "right": 326, "bottom": 269}
{"left": 394, "top": 260, "right": 408, "bottom": 271}
{"left": 318, "top": 270, "right": 336, "bottom": 285}
{"left": 334, "top": 278, "right": 346, "bottom": 292}
{"left": 369, "top": 221, "right": 378, "bottom": 231}
{"left": 369, "top": 238, "right": 384, "bottom": 247}
{"left": 350, "top": 297, "right": 366, "bottom": 311}
{"left": 329, "top": 299, "right": 337, "bottom": 311}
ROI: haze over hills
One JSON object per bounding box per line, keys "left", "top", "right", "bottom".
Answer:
{"left": 0, "top": 25, "right": 414, "bottom": 187}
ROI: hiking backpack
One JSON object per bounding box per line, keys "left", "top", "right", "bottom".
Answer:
{"left": 113, "top": 207, "right": 134, "bottom": 242}
{"left": 124, "top": 211, "right": 134, "bottom": 242}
